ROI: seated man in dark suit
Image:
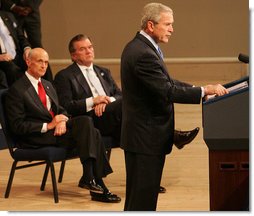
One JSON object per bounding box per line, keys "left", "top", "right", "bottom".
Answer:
{"left": 54, "top": 34, "right": 199, "bottom": 150}
{"left": 4, "top": 47, "right": 121, "bottom": 203}
{"left": 54, "top": 34, "right": 122, "bottom": 148}
{"left": 53, "top": 34, "right": 200, "bottom": 193}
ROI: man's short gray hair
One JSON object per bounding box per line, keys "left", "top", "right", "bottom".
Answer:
{"left": 141, "top": 3, "right": 173, "bottom": 30}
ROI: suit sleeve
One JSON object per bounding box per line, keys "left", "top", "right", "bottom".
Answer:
{"left": 14, "top": 16, "right": 31, "bottom": 50}
{"left": 136, "top": 52, "right": 201, "bottom": 104}
{"left": 5, "top": 11, "right": 31, "bottom": 50}
{"left": 54, "top": 71, "right": 88, "bottom": 116}
{"left": 5, "top": 86, "right": 44, "bottom": 136}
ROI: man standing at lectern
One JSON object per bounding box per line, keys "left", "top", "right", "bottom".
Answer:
{"left": 120, "top": 2, "right": 229, "bottom": 211}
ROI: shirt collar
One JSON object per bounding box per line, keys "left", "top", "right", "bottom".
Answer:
{"left": 25, "top": 71, "right": 42, "bottom": 92}
{"left": 26, "top": 71, "right": 41, "bottom": 84}
{"left": 77, "top": 63, "right": 94, "bottom": 71}
{"left": 139, "top": 30, "right": 159, "bottom": 51}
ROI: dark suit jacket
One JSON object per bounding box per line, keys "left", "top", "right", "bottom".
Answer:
{"left": 1, "top": 0, "right": 42, "bottom": 12}
{"left": 5, "top": 74, "right": 67, "bottom": 146}
{"left": 0, "top": 10, "right": 30, "bottom": 55}
{"left": 0, "top": 10, "right": 30, "bottom": 78}
{"left": 120, "top": 32, "right": 202, "bottom": 156}
{"left": 54, "top": 63, "right": 122, "bottom": 117}
{"left": 1, "top": 0, "right": 43, "bottom": 48}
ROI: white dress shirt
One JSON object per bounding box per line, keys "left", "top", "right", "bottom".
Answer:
{"left": 0, "top": 16, "right": 16, "bottom": 58}
{"left": 77, "top": 63, "right": 115, "bottom": 112}
{"left": 26, "top": 72, "right": 51, "bottom": 133}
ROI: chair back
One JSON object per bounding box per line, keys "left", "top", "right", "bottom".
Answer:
{"left": 0, "top": 89, "right": 16, "bottom": 157}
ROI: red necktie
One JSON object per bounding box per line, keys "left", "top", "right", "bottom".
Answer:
{"left": 38, "top": 81, "right": 54, "bottom": 118}
{"left": 38, "top": 81, "right": 47, "bottom": 107}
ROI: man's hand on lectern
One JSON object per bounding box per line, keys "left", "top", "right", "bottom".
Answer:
{"left": 204, "top": 84, "right": 229, "bottom": 97}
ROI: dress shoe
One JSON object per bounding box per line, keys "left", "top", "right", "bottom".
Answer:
{"left": 174, "top": 127, "right": 200, "bottom": 149}
{"left": 78, "top": 177, "right": 104, "bottom": 192}
{"left": 90, "top": 191, "right": 121, "bottom": 203}
{"left": 159, "top": 186, "right": 166, "bottom": 193}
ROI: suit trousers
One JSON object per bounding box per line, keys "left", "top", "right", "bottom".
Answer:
{"left": 124, "top": 151, "right": 165, "bottom": 211}
{"left": 19, "top": 116, "right": 113, "bottom": 179}
{"left": 92, "top": 99, "right": 122, "bottom": 147}
{"left": 19, "top": 11, "right": 42, "bottom": 48}
{"left": 0, "top": 68, "right": 8, "bottom": 89}
{"left": 61, "top": 116, "right": 113, "bottom": 178}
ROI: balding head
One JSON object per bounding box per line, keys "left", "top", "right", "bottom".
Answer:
{"left": 26, "top": 48, "right": 49, "bottom": 80}
{"left": 27, "top": 48, "right": 49, "bottom": 60}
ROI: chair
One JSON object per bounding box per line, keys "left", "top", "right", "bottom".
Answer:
{"left": 0, "top": 89, "right": 117, "bottom": 202}
{"left": 0, "top": 89, "right": 72, "bottom": 203}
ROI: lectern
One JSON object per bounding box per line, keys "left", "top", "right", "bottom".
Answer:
{"left": 202, "top": 76, "right": 249, "bottom": 211}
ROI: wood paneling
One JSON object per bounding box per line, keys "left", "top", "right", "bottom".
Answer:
{"left": 39, "top": 0, "right": 249, "bottom": 59}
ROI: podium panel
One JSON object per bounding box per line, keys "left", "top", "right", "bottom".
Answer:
{"left": 209, "top": 150, "right": 249, "bottom": 210}
{"left": 203, "top": 81, "right": 249, "bottom": 150}
{"left": 202, "top": 76, "right": 249, "bottom": 211}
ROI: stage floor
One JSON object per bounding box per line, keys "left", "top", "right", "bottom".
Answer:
{"left": 0, "top": 103, "right": 210, "bottom": 211}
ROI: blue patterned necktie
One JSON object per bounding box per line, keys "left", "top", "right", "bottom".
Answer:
{"left": 157, "top": 47, "right": 164, "bottom": 59}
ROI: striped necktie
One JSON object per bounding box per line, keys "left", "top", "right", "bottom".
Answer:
{"left": 86, "top": 68, "right": 106, "bottom": 96}
{"left": 158, "top": 47, "right": 164, "bottom": 59}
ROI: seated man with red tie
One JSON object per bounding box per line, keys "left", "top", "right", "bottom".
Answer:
{"left": 4, "top": 47, "right": 121, "bottom": 203}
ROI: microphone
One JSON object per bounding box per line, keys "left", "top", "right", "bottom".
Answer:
{"left": 238, "top": 53, "right": 249, "bottom": 64}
